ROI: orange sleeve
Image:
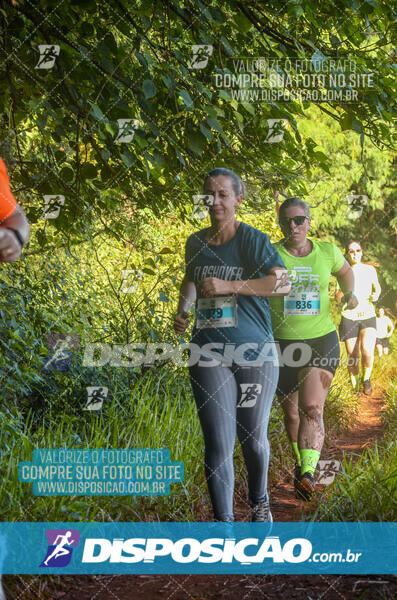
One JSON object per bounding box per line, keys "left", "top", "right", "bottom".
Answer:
{"left": 0, "top": 158, "right": 17, "bottom": 222}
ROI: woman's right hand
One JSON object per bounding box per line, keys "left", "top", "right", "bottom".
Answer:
{"left": 173, "top": 311, "right": 190, "bottom": 335}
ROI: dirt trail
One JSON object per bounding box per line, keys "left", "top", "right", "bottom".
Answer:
{"left": 330, "top": 391, "right": 385, "bottom": 454}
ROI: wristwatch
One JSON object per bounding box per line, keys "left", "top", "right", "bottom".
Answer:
{"left": 5, "top": 227, "right": 25, "bottom": 248}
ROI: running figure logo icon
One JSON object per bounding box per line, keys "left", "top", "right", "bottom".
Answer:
{"left": 345, "top": 194, "right": 368, "bottom": 219}
{"left": 120, "top": 269, "right": 143, "bottom": 293}
{"left": 317, "top": 459, "right": 341, "bottom": 485}
{"left": 40, "top": 529, "right": 80, "bottom": 567}
{"left": 264, "top": 119, "right": 287, "bottom": 143}
{"left": 238, "top": 384, "right": 262, "bottom": 408}
{"left": 189, "top": 45, "right": 213, "bottom": 69}
{"left": 191, "top": 194, "right": 214, "bottom": 220}
{"left": 115, "top": 119, "right": 139, "bottom": 143}
{"left": 42, "top": 195, "right": 65, "bottom": 219}
{"left": 84, "top": 386, "right": 108, "bottom": 411}
{"left": 44, "top": 334, "right": 80, "bottom": 372}
{"left": 272, "top": 269, "right": 291, "bottom": 294}
{"left": 35, "top": 45, "right": 60, "bottom": 69}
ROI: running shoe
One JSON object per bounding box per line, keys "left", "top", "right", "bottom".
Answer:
{"left": 251, "top": 499, "right": 273, "bottom": 522}
{"left": 363, "top": 379, "right": 373, "bottom": 396}
{"left": 295, "top": 472, "right": 316, "bottom": 501}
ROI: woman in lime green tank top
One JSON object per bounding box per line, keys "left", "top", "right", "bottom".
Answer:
{"left": 269, "top": 197, "right": 357, "bottom": 501}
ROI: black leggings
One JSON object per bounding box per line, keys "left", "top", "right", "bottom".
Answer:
{"left": 189, "top": 362, "right": 278, "bottom": 521}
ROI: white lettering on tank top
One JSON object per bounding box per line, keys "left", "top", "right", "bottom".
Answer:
{"left": 193, "top": 265, "right": 243, "bottom": 281}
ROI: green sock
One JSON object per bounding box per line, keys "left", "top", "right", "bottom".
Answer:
{"left": 291, "top": 441, "right": 301, "bottom": 466}
{"left": 300, "top": 449, "right": 321, "bottom": 476}
{"left": 363, "top": 367, "right": 372, "bottom": 381}
{"left": 350, "top": 374, "right": 359, "bottom": 390}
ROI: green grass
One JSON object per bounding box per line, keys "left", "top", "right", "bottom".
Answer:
{"left": 313, "top": 345, "right": 397, "bottom": 522}
{"left": 0, "top": 357, "right": 361, "bottom": 523}
{"left": 0, "top": 368, "right": 205, "bottom": 522}
{"left": 313, "top": 439, "right": 397, "bottom": 521}
{"left": 1, "top": 336, "right": 395, "bottom": 523}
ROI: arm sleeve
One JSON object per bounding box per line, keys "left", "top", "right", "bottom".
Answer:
{"left": 331, "top": 244, "right": 345, "bottom": 274}
{"left": 251, "top": 233, "right": 285, "bottom": 276}
{"left": 0, "top": 158, "right": 18, "bottom": 221}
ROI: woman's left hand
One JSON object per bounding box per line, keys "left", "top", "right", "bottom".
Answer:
{"left": 200, "top": 277, "right": 232, "bottom": 298}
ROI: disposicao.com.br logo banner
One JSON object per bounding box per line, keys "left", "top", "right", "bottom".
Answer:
{"left": 0, "top": 523, "right": 395, "bottom": 575}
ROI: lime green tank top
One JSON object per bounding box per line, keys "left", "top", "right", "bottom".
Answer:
{"left": 270, "top": 240, "right": 345, "bottom": 340}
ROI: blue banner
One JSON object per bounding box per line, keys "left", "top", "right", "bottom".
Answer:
{"left": 0, "top": 522, "right": 395, "bottom": 574}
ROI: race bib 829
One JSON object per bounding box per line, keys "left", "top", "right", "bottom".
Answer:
{"left": 196, "top": 296, "right": 237, "bottom": 328}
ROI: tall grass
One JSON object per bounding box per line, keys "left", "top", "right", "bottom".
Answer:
{"left": 0, "top": 368, "right": 204, "bottom": 522}
{"left": 314, "top": 347, "right": 397, "bottom": 521}
{"left": 1, "top": 354, "right": 365, "bottom": 523}
{"left": 313, "top": 439, "right": 397, "bottom": 521}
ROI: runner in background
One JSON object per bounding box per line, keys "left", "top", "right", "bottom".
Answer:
{"left": 174, "top": 168, "right": 290, "bottom": 522}
{"left": 337, "top": 241, "right": 381, "bottom": 396}
{"left": 270, "top": 197, "right": 357, "bottom": 501}
{"left": 376, "top": 308, "right": 394, "bottom": 357}
{"left": 0, "top": 157, "right": 29, "bottom": 260}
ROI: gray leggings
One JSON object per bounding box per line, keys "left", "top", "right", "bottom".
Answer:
{"left": 189, "top": 361, "right": 278, "bottom": 521}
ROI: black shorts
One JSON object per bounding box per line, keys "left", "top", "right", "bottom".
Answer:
{"left": 276, "top": 330, "right": 340, "bottom": 397}
{"left": 339, "top": 316, "right": 376, "bottom": 341}
{"left": 376, "top": 337, "right": 390, "bottom": 348}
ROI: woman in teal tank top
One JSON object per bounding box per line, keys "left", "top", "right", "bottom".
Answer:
{"left": 173, "top": 169, "right": 290, "bottom": 522}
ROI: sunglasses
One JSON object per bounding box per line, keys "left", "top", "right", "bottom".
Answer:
{"left": 279, "top": 215, "right": 309, "bottom": 227}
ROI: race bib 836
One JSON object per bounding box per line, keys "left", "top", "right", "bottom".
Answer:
{"left": 284, "top": 267, "right": 320, "bottom": 316}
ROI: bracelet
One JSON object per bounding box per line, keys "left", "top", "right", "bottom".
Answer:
{"left": 5, "top": 227, "right": 25, "bottom": 248}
